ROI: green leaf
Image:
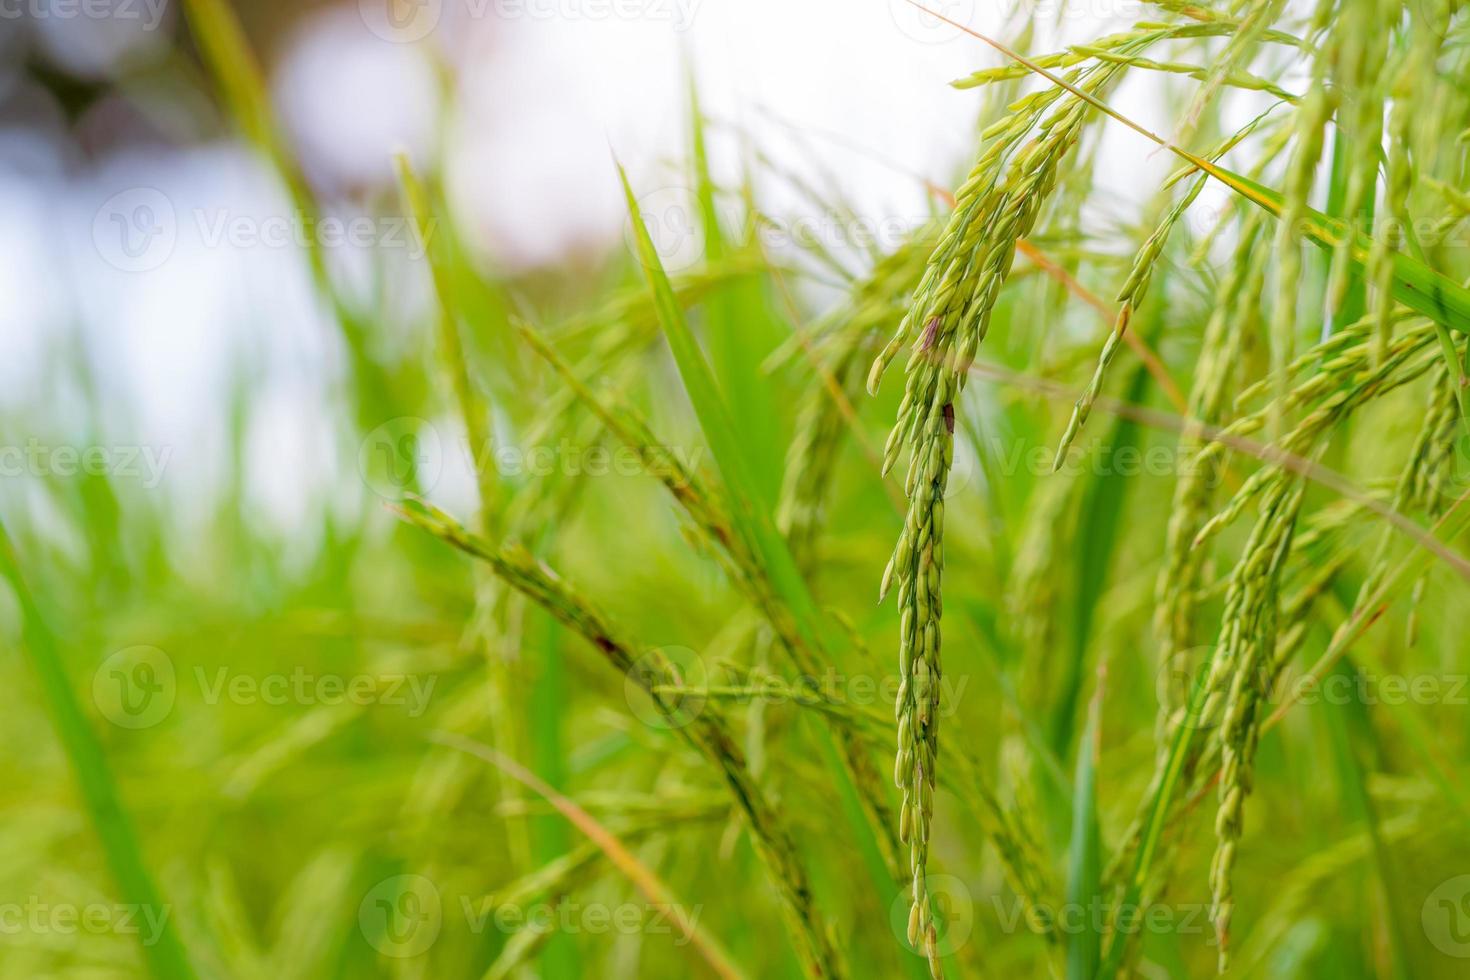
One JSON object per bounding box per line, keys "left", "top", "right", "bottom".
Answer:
{"left": 619, "top": 161, "right": 931, "bottom": 979}
{"left": 1097, "top": 643, "right": 1215, "bottom": 979}
{"left": 0, "top": 525, "right": 197, "bottom": 980}
{"left": 1066, "top": 696, "right": 1103, "bottom": 980}
{"left": 1319, "top": 661, "right": 1413, "bottom": 980}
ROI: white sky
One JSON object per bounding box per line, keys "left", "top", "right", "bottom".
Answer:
{"left": 0, "top": 0, "right": 1175, "bottom": 529}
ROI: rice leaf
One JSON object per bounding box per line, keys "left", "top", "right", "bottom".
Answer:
{"left": 0, "top": 524, "right": 197, "bottom": 980}
{"left": 619, "top": 161, "right": 927, "bottom": 979}
{"left": 1065, "top": 692, "right": 1103, "bottom": 980}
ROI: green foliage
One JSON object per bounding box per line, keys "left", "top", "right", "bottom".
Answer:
{"left": 9, "top": 2, "right": 1470, "bottom": 978}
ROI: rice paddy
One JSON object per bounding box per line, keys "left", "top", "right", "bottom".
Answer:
{"left": 7, "top": 0, "right": 1470, "bottom": 977}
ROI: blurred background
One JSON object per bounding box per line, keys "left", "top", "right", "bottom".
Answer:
{"left": 1, "top": 0, "right": 993, "bottom": 523}
{"left": 0, "top": 0, "right": 1181, "bottom": 531}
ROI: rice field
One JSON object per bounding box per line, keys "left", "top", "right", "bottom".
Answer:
{"left": 6, "top": 0, "right": 1470, "bottom": 977}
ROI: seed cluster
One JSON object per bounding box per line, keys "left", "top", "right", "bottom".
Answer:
{"left": 870, "top": 65, "right": 1124, "bottom": 976}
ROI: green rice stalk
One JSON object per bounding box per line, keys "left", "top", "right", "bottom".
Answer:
{"left": 401, "top": 500, "right": 842, "bottom": 979}
{"left": 1154, "top": 216, "right": 1264, "bottom": 716}
{"left": 396, "top": 156, "right": 532, "bottom": 872}
{"left": 514, "top": 314, "right": 910, "bottom": 896}
{"left": 1053, "top": 171, "right": 1208, "bottom": 467}
{"left": 869, "top": 64, "right": 1126, "bottom": 974}
{"left": 1207, "top": 478, "right": 1304, "bottom": 969}
{"left": 181, "top": 0, "right": 395, "bottom": 422}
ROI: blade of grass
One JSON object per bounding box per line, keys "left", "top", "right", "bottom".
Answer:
{"left": 1065, "top": 682, "right": 1104, "bottom": 980}
{"left": 393, "top": 153, "right": 500, "bottom": 528}
{"left": 619, "top": 161, "right": 927, "bottom": 979}
{"left": 0, "top": 522, "right": 196, "bottom": 980}
{"left": 1319, "top": 661, "right": 1413, "bottom": 980}
{"left": 1049, "top": 341, "right": 1153, "bottom": 757}
{"left": 395, "top": 498, "right": 840, "bottom": 979}
{"left": 526, "top": 608, "right": 579, "bottom": 978}
{"left": 1324, "top": 128, "right": 1370, "bottom": 338}
{"left": 432, "top": 731, "right": 747, "bottom": 980}
{"left": 1096, "top": 642, "right": 1213, "bottom": 979}
{"left": 690, "top": 75, "right": 786, "bottom": 506}
{"left": 395, "top": 153, "right": 533, "bottom": 875}
{"left": 181, "top": 0, "right": 396, "bottom": 424}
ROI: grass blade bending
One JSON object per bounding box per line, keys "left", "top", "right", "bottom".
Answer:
{"left": 618, "top": 161, "right": 929, "bottom": 976}
{"left": 0, "top": 523, "right": 196, "bottom": 980}
{"left": 432, "top": 732, "right": 747, "bottom": 980}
